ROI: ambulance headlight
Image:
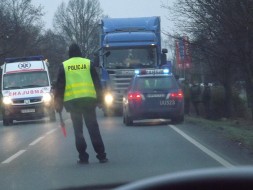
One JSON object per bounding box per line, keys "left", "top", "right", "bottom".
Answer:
{"left": 104, "top": 93, "right": 113, "bottom": 106}
{"left": 42, "top": 93, "right": 52, "bottom": 104}
{"left": 3, "top": 97, "right": 13, "bottom": 105}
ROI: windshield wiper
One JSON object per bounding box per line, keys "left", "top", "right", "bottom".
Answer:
{"left": 22, "top": 85, "right": 42, "bottom": 88}
{"left": 4, "top": 86, "right": 22, "bottom": 89}
{"left": 152, "top": 89, "right": 165, "bottom": 91}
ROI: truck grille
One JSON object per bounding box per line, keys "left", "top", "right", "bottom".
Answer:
{"left": 108, "top": 69, "right": 135, "bottom": 104}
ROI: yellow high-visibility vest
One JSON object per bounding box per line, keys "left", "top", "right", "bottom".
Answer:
{"left": 63, "top": 57, "right": 96, "bottom": 102}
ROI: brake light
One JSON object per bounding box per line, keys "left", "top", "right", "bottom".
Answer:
{"left": 128, "top": 92, "right": 142, "bottom": 101}
{"left": 169, "top": 90, "right": 184, "bottom": 100}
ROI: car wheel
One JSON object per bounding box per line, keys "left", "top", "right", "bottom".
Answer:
{"left": 115, "top": 108, "right": 123, "bottom": 116}
{"left": 125, "top": 115, "right": 133, "bottom": 126}
{"left": 123, "top": 107, "right": 126, "bottom": 124}
{"left": 171, "top": 115, "right": 184, "bottom": 124}
{"left": 123, "top": 114, "right": 126, "bottom": 124}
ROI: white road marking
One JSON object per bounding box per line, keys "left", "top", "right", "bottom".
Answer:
{"left": 46, "top": 128, "right": 57, "bottom": 135}
{"left": 1, "top": 150, "right": 27, "bottom": 164}
{"left": 29, "top": 136, "right": 45, "bottom": 146}
{"left": 1, "top": 128, "right": 61, "bottom": 164}
{"left": 169, "top": 125, "right": 235, "bottom": 168}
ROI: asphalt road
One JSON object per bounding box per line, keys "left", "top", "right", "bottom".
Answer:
{"left": 0, "top": 110, "right": 252, "bottom": 190}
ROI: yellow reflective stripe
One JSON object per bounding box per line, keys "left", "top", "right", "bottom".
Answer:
{"left": 64, "top": 89, "right": 96, "bottom": 97}
{"left": 65, "top": 82, "right": 94, "bottom": 90}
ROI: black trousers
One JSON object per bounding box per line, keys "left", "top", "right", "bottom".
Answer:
{"left": 184, "top": 97, "right": 190, "bottom": 114}
{"left": 191, "top": 101, "right": 200, "bottom": 116}
{"left": 70, "top": 103, "right": 106, "bottom": 161}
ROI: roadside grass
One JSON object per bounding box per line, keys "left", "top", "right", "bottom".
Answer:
{"left": 185, "top": 116, "right": 253, "bottom": 152}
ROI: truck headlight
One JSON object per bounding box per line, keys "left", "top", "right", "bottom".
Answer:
{"left": 42, "top": 93, "right": 52, "bottom": 104}
{"left": 104, "top": 93, "right": 113, "bottom": 106}
{"left": 2, "top": 97, "right": 13, "bottom": 105}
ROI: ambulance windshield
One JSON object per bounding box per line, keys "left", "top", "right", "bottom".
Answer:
{"left": 3, "top": 71, "right": 49, "bottom": 90}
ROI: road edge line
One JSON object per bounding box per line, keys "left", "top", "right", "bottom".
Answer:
{"left": 46, "top": 128, "right": 57, "bottom": 135}
{"left": 1, "top": 150, "right": 27, "bottom": 164}
{"left": 29, "top": 136, "right": 45, "bottom": 146}
{"left": 169, "top": 125, "right": 235, "bottom": 168}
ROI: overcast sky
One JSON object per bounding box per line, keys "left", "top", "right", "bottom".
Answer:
{"left": 32, "top": 0, "right": 175, "bottom": 58}
{"left": 33, "top": 0, "right": 174, "bottom": 32}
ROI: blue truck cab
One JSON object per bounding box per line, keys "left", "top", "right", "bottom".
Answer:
{"left": 99, "top": 16, "right": 167, "bottom": 116}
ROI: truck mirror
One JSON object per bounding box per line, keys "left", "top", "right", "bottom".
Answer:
{"left": 92, "top": 53, "right": 100, "bottom": 67}
{"left": 161, "top": 53, "right": 167, "bottom": 65}
{"left": 162, "top": 48, "right": 168, "bottom": 54}
{"left": 105, "top": 51, "right": 111, "bottom": 57}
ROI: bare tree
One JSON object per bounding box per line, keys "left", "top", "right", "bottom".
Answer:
{"left": 53, "top": 0, "right": 103, "bottom": 58}
{"left": 0, "top": 1, "right": 12, "bottom": 57}
{"left": 0, "top": 0, "right": 44, "bottom": 60}
{"left": 163, "top": 0, "right": 253, "bottom": 119}
{"left": 38, "top": 30, "right": 68, "bottom": 81}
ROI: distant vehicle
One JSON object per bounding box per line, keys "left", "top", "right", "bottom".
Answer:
{"left": 1, "top": 55, "right": 56, "bottom": 126}
{"left": 98, "top": 16, "right": 168, "bottom": 116}
{"left": 122, "top": 69, "right": 184, "bottom": 126}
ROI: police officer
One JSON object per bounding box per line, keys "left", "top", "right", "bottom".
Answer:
{"left": 190, "top": 80, "right": 201, "bottom": 116}
{"left": 54, "top": 43, "right": 108, "bottom": 164}
{"left": 202, "top": 82, "right": 211, "bottom": 119}
{"left": 182, "top": 79, "right": 191, "bottom": 115}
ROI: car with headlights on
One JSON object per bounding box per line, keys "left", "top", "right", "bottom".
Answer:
{"left": 123, "top": 69, "right": 184, "bottom": 126}
{"left": 1, "top": 56, "right": 56, "bottom": 126}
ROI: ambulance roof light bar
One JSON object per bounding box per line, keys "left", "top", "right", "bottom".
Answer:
{"left": 4, "top": 55, "right": 45, "bottom": 63}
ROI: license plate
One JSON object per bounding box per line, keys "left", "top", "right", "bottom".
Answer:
{"left": 21, "top": 109, "right": 35, "bottom": 113}
{"left": 160, "top": 100, "right": 175, "bottom": 106}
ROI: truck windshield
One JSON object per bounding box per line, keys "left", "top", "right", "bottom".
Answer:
{"left": 3, "top": 71, "right": 49, "bottom": 90}
{"left": 104, "top": 47, "right": 157, "bottom": 69}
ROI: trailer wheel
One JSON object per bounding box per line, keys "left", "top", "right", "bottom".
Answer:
{"left": 3, "top": 117, "right": 13, "bottom": 126}
{"left": 125, "top": 116, "right": 133, "bottom": 126}
{"left": 3, "top": 118, "right": 9, "bottom": 126}
{"left": 114, "top": 109, "right": 123, "bottom": 116}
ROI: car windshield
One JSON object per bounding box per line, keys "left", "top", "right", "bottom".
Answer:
{"left": 134, "top": 76, "right": 178, "bottom": 91}
{"left": 0, "top": 0, "right": 253, "bottom": 190}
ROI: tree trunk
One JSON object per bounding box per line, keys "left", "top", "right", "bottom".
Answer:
{"left": 223, "top": 82, "right": 233, "bottom": 118}
{"left": 245, "top": 79, "right": 253, "bottom": 120}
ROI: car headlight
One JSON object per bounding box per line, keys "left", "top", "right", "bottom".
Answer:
{"left": 42, "top": 93, "right": 52, "bottom": 104}
{"left": 2, "top": 97, "right": 13, "bottom": 105}
{"left": 104, "top": 93, "right": 113, "bottom": 106}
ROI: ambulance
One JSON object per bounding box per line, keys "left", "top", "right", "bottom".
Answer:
{"left": 1, "top": 55, "right": 56, "bottom": 126}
